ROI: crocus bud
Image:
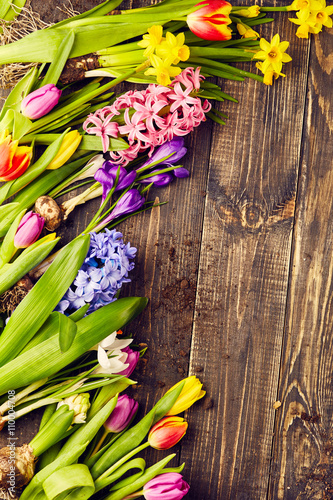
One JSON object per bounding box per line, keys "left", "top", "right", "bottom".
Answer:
{"left": 148, "top": 417, "right": 188, "bottom": 450}
{"left": 21, "top": 84, "right": 62, "bottom": 120}
{"left": 104, "top": 394, "right": 138, "bottom": 433}
{"left": 109, "top": 189, "right": 146, "bottom": 221}
{"left": 14, "top": 211, "right": 44, "bottom": 249}
{"left": 57, "top": 393, "right": 91, "bottom": 424}
{"left": 187, "top": 0, "right": 232, "bottom": 41}
{"left": 117, "top": 346, "right": 140, "bottom": 377}
{"left": 0, "top": 130, "right": 32, "bottom": 182}
{"left": 143, "top": 473, "right": 190, "bottom": 500}
{"left": 139, "top": 171, "right": 174, "bottom": 187}
{"left": 46, "top": 130, "right": 82, "bottom": 170}
{"left": 138, "top": 137, "right": 187, "bottom": 171}
{"left": 166, "top": 376, "right": 206, "bottom": 416}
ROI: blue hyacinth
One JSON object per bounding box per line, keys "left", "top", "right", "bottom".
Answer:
{"left": 56, "top": 229, "right": 136, "bottom": 315}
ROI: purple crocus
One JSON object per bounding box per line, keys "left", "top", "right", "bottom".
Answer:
{"left": 138, "top": 137, "right": 187, "bottom": 171}
{"left": 21, "top": 84, "right": 62, "bottom": 120}
{"left": 14, "top": 211, "right": 44, "bottom": 248}
{"left": 95, "top": 161, "right": 137, "bottom": 203}
{"left": 97, "top": 190, "right": 145, "bottom": 229}
{"left": 143, "top": 473, "right": 190, "bottom": 500}
{"left": 117, "top": 346, "right": 140, "bottom": 377}
{"left": 104, "top": 394, "right": 138, "bottom": 433}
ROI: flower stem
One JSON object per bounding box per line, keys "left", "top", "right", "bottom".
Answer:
{"left": 91, "top": 428, "right": 109, "bottom": 457}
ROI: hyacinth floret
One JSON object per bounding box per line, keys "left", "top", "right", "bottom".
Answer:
{"left": 56, "top": 229, "right": 136, "bottom": 314}
{"left": 83, "top": 68, "right": 211, "bottom": 166}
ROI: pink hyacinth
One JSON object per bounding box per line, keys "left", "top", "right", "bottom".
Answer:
{"left": 83, "top": 68, "right": 211, "bottom": 165}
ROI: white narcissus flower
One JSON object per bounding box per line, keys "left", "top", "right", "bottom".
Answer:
{"left": 91, "top": 331, "right": 133, "bottom": 374}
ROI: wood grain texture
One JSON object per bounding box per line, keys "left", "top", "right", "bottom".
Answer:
{"left": 269, "top": 27, "right": 333, "bottom": 500}
{"left": 179, "top": 12, "right": 311, "bottom": 500}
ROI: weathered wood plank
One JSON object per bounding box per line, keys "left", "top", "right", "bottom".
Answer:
{"left": 269, "top": 27, "right": 333, "bottom": 500}
{"left": 179, "top": 12, "right": 311, "bottom": 499}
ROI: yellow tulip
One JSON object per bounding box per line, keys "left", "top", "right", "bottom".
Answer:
{"left": 46, "top": 131, "right": 82, "bottom": 170}
{"left": 166, "top": 376, "right": 206, "bottom": 416}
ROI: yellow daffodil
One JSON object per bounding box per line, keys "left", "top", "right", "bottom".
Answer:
{"left": 156, "top": 31, "right": 190, "bottom": 66}
{"left": 308, "top": 2, "right": 333, "bottom": 28}
{"left": 236, "top": 23, "right": 259, "bottom": 39}
{"left": 46, "top": 130, "right": 82, "bottom": 170}
{"left": 165, "top": 376, "right": 206, "bottom": 416}
{"left": 289, "top": 10, "right": 323, "bottom": 37}
{"left": 145, "top": 54, "right": 181, "bottom": 86}
{"left": 255, "top": 61, "right": 286, "bottom": 85}
{"left": 137, "top": 25, "right": 164, "bottom": 57}
{"left": 253, "top": 34, "right": 292, "bottom": 74}
{"left": 287, "top": 0, "right": 324, "bottom": 12}
{"left": 234, "top": 6, "right": 260, "bottom": 18}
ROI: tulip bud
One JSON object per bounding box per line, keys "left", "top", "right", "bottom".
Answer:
{"left": 187, "top": 0, "right": 232, "bottom": 41}
{"left": 46, "top": 130, "right": 82, "bottom": 170}
{"left": 14, "top": 211, "right": 44, "bottom": 249}
{"left": 57, "top": 393, "right": 90, "bottom": 424}
{"left": 117, "top": 346, "right": 140, "bottom": 377}
{"left": 143, "top": 472, "right": 190, "bottom": 500}
{"left": 166, "top": 376, "right": 206, "bottom": 416}
{"left": 21, "top": 84, "right": 62, "bottom": 120}
{"left": 148, "top": 417, "right": 188, "bottom": 450}
{"left": 0, "top": 130, "right": 32, "bottom": 182}
{"left": 104, "top": 394, "right": 138, "bottom": 433}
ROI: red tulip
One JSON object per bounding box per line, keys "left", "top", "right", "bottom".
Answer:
{"left": 148, "top": 416, "right": 188, "bottom": 450}
{"left": 0, "top": 130, "right": 32, "bottom": 181}
{"left": 187, "top": 0, "right": 232, "bottom": 41}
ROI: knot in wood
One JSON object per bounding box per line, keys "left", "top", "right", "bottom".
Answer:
{"left": 241, "top": 202, "right": 266, "bottom": 230}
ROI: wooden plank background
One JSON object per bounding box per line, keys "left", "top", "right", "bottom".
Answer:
{"left": 0, "top": 0, "right": 332, "bottom": 498}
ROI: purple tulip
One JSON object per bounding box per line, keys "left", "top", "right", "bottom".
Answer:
{"left": 118, "top": 346, "right": 140, "bottom": 377}
{"left": 14, "top": 211, "right": 44, "bottom": 248}
{"left": 104, "top": 394, "right": 138, "bottom": 433}
{"left": 143, "top": 473, "right": 190, "bottom": 500}
{"left": 21, "top": 84, "right": 62, "bottom": 119}
{"left": 138, "top": 137, "right": 187, "bottom": 171}
{"left": 94, "top": 161, "right": 137, "bottom": 203}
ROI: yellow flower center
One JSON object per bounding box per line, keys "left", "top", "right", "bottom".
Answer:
{"left": 268, "top": 50, "right": 278, "bottom": 59}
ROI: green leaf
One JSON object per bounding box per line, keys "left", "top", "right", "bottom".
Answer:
{"left": 68, "top": 303, "right": 90, "bottom": 322}
{"left": 23, "top": 133, "right": 129, "bottom": 151}
{"left": 0, "top": 234, "right": 90, "bottom": 366}
{"left": 58, "top": 313, "right": 78, "bottom": 353}
{"left": 12, "top": 109, "right": 33, "bottom": 141}
{"left": 40, "top": 30, "right": 75, "bottom": 87}
{"left": 0, "top": 209, "right": 26, "bottom": 268}
{"left": 3, "top": 0, "right": 28, "bottom": 22}
{"left": 42, "top": 464, "right": 95, "bottom": 500}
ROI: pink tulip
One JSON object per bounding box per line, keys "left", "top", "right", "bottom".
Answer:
{"left": 143, "top": 473, "right": 190, "bottom": 500}
{"left": 117, "top": 346, "right": 140, "bottom": 377}
{"left": 14, "top": 211, "right": 44, "bottom": 248}
{"left": 148, "top": 416, "right": 188, "bottom": 450}
{"left": 104, "top": 394, "right": 138, "bottom": 433}
{"left": 187, "top": 0, "right": 232, "bottom": 41}
{"left": 21, "top": 84, "right": 62, "bottom": 120}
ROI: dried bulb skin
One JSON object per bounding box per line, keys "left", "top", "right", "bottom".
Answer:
{"left": 34, "top": 196, "right": 63, "bottom": 231}
{"left": 0, "top": 276, "right": 34, "bottom": 314}
{"left": 0, "top": 444, "right": 35, "bottom": 497}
